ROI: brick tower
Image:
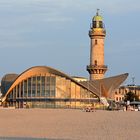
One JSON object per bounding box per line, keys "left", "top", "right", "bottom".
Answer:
{"left": 87, "top": 9, "right": 107, "bottom": 80}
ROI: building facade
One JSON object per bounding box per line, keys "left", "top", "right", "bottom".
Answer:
{"left": 2, "top": 66, "right": 99, "bottom": 108}
{"left": 114, "top": 85, "right": 140, "bottom": 102}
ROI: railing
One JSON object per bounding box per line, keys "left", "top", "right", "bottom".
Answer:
{"left": 87, "top": 65, "right": 108, "bottom": 70}
{"left": 89, "top": 29, "right": 106, "bottom": 36}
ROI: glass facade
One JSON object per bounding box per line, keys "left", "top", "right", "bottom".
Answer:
{"left": 6, "top": 73, "right": 98, "bottom": 108}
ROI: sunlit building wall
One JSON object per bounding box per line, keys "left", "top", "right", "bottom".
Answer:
{"left": 2, "top": 66, "right": 98, "bottom": 108}
{"left": 114, "top": 85, "right": 140, "bottom": 102}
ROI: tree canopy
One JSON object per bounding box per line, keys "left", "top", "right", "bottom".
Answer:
{"left": 124, "top": 91, "right": 139, "bottom": 102}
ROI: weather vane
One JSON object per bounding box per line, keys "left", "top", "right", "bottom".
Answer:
{"left": 96, "top": 9, "right": 100, "bottom": 15}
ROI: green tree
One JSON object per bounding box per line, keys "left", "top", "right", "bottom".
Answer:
{"left": 124, "top": 91, "right": 139, "bottom": 102}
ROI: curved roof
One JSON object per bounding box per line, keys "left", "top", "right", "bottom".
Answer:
{"left": 1, "top": 66, "right": 128, "bottom": 102}
{"left": 1, "top": 74, "right": 18, "bottom": 95}
{"left": 80, "top": 73, "right": 129, "bottom": 98}
{"left": 2, "top": 66, "right": 99, "bottom": 102}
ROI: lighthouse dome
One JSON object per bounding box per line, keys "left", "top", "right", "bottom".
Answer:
{"left": 92, "top": 9, "right": 103, "bottom": 21}
{"left": 93, "top": 15, "right": 103, "bottom": 21}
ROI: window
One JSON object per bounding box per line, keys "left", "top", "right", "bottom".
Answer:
{"left": 37, "top": 76, "right": 41, "bottom": 97}
{"left": 46, "top": 77, "right": 50, "bottom": 97}
{"left": 93, "top": 21, "right": 96, "bottom": 28}
{"left": 28, "top": 78, "right": 31, "bottom": 97}
{"left": 32, "top": 77, "right": 36, "bottom": 97}
{"left": 95, "top": 40, "right": 97, "bottom": 45}
{"left": 119, "top": 97, "right": 121, "bottom": 101}
{"left": 99, "top": 21, "right": 103, "bottom": 28}
{"left": 50, "top": 76, "right": 56, "bottom": 97}
{"left": 24, "top": 80, "right": 27, "bottom": 97}
{"left": 41, "top": 76, "right": 45, "bottom": 97}
{"left": 95, "top": 60, "right": 97, "bottom": 65}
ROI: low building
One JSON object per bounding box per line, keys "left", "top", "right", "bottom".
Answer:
{"left": 114, "top": 85, "right": 140, "bottom": 102}
{"left": 1, "top": 66, "right": 128, "bottom": 108}
{"left": 1, "top": 66, "right": 99, "bottom": 108}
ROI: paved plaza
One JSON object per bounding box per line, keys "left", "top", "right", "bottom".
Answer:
{"left": 0, "top": 109, "right": 140, "bottom": 140}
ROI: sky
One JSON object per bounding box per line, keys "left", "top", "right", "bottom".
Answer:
{"left": 0, "top": 0, "right": 140, "bottom": 85}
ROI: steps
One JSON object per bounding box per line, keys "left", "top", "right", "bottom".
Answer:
{"left": 100, "top": 97, "right": 109, "bottom": 107}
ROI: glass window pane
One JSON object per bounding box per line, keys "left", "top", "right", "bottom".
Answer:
{"left": 32, "top": 77, "right": 36, "bottom": 97}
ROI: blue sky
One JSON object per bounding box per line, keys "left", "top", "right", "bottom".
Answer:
{"left": 0, "top": 0, "right": 140, "bottom": 84}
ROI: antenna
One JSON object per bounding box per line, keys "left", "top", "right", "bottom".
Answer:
{"left": 96, "top": 9, "right": 100, "bottom": 15}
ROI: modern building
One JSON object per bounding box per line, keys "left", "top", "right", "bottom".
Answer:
{"left": 1, "top": 66, "right": 128, "bottom": 108}
{"left": 0, "top": 10, "right": 128, "bottom": 108}
{"left": 1, "top": 66, "right": 99, "bottom": 108}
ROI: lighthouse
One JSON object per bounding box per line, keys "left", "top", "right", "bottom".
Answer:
{"left": 87, "top": 9, "right": 108, "bottom": 80}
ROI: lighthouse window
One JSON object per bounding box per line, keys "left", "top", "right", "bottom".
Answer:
{"left": 95, "top": 40, "right": 98, "bottom": 45}
{"left": 93, "top": 21, "right": 96, "bottom": 28}
{"left": 95, "top": 60, "right": 97, "bottom": 65}
{"left": 99, "top": 21, "right": 103, "bottom": 28}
